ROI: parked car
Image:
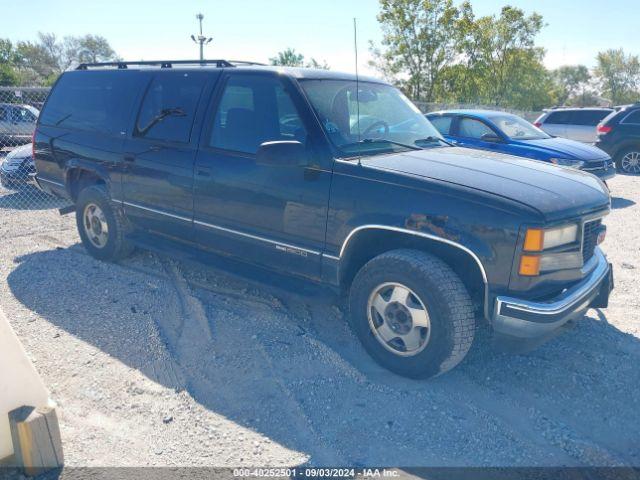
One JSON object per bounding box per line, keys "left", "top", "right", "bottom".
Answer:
{"left": 0, "top": 143, "right": 35, "bottom": 188}
{"left": 426, "top": 110, "right": 615, "bottom": 182}
{"left": 533, "top": 107, "right": 614, "bottom": 143}
{"left": 595, "top": 103, "right": 640, "bottom": 174}
{"left": 0, "top": 103, "right": 39, "bottom": 148}
{"left": 34, "top": 60, "right": 613, "bottom": 379}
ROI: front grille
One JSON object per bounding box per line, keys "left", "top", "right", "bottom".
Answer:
{"left": 582, "top": 219, "right": 601, "bottom": 264}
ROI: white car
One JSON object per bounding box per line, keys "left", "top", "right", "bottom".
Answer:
{"left": 534, "top": 108, "right": 614, "bottom": 143}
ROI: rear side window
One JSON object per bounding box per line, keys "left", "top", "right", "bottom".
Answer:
{"left": 622, "top": 110, "right": 640, "bottom": 124}
{"left": 40, "top": 71, "right": 141, "bottom": 135}
{"left": 428, "top": 115, "right": 453, "bottom": 135}
{"left": 544, "top": 111, "right": 572, "bottom": 125}
{"left": 568, "top": 110, "right": 611, "bottom": 126}
{"left": 135, "top": 72, "right": 208, "bottom": 143}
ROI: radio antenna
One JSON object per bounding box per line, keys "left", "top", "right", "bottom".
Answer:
{"left": 353, "top": 17, "right": 361, "bottom": 166}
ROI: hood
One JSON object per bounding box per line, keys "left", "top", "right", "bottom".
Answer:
{"left": 5, "top": 143, "right": 33, "bottom": 160}
{"left": 514, "top": 137, "right": 609, "bottom": 162}
{"left": 361, "top": 147, "right": 610, "bottom": 221}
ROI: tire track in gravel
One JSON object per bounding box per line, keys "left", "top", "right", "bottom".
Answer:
{"left": 157, "top": 257, "right": 344, "bottom": 466}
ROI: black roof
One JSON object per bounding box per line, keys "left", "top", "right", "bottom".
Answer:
{"left": 74, "top": 59, "right": 387, "bottom": 84}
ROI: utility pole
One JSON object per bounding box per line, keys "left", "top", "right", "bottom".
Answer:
{"left": 191, "top": 13, "right": 212, "bottom": 61}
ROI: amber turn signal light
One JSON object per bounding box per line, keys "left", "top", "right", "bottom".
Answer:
{"left": 519, "top": 255, "right": 540, "bottom": 276}
{"left": 523, "top": 228, "right": 544, "bottom": 252}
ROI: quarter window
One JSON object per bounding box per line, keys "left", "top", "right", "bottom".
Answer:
{"left": 135, "top": 72, "right": 208, "bottom": 143}
{"left": 210, "top": 74, "right": 307, "bottom": 155}
{"left": 623, "top": 110, "right": 640, "bottom": 124}
{"left": 458, "top": 118, "right": 494, "bottom": 139}
{"left": 39, "top": 71, "right": 142, "bottom": 135}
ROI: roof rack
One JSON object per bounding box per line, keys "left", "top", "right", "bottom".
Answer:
{"left": 76, "top": 59, "right": 265, "bottom": 70}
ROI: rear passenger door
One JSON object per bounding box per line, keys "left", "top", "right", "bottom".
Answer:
{"left": 193, "top": 71, "right": 332, "bottom": 280}
{"left": 540, "top": 111, "right": 570, "bottom": 138}
{"left": 121, "top": 70, "right": 218, "bottom": 241}
{"left": 565, "top": 110, "right": 611, "bottom": 143}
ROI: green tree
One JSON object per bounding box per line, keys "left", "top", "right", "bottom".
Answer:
{"left": 370, "top": 0, "right": 460, "bottom": 102}
{"left": 594, "top": 49, "right": 640, "bottom": 105}
{"left": 0, "top": 39, "right": 19, "bottom": 85}
{"left": 551, "top": 65, "right": 590, "bottom": 105}
{"left": 455, "top": 4, "right": 546, "bottom": 108}
{"left": 270, "top": 48, "right": 304, "bottom": 67}
{"left": 269, "top": 48, "right": 329, "bottom": 69}
{"left": 61, "top": 34, "right": 118, "bottom": 68}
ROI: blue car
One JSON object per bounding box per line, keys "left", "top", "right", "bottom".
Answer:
{"left": 426, "top": 110, "right": 616, "bottom": 181}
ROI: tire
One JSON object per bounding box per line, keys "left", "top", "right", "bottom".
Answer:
{"left": 75, "top": 184, "right": 134, "bottom": 261}
{"left": 616, "top": 146, "right": 640, "bottom": 174}
{"left": 348, "top": 249, "right": 475, "bottom": 379}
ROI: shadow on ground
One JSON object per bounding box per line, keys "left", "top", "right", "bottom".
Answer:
{"left": 7, "top": 245, "right": 640, "bottom": 467}
{"left": 611, "top": 197, "right": 636, "bottom": 210}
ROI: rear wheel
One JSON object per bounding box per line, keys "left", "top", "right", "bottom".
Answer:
{"left": 348, "top": 249, "right": 475, "bottom": 379}
{"left": 75, "top": 185, "right": 134, "bottom": 261}
{"left": 617, "top": 147, "right": 640, "bottom": 174}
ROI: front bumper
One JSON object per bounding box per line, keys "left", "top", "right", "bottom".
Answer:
{"left": 492, "top": 248, "right": 612, "bottom": 342}
{"left": 581, "top": 160, "right": 616, "bottom": 181}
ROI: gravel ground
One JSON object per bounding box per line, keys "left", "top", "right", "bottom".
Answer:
{"left": 0, "top": 174, "right": 638, "bottom": 468}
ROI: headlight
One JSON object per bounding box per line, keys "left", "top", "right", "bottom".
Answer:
{"left": 549, "top": 158, "right": 585, "bottom": 168}
{"left": 519, "top": 224, "right": 580, "bottom": 276}
{"left": 523, "top": 224, "right": 579, "bottom": 251}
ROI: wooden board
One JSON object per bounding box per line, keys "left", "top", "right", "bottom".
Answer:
{"left": 8, "top": 405, "right": 63, "bottom": 476}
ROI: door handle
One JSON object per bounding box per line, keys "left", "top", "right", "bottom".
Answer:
{"left": 123, "top": 154, "right": 136, "bottom": 163}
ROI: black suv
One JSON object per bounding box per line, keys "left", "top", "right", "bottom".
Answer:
{"left": 596, "top": 103, "right": 640, "bottom": 174}
{"left": 33, "top": 60, "right": 614, "bottom": 379}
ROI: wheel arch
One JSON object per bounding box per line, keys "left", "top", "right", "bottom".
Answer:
{"left": 337, "top": 226, "right": 489, "bottom": 319}
{"left": 65, "top": 165, "right": 108, "bottom": 202}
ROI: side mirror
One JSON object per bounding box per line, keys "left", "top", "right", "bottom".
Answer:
{"left": 256, "top": 141, "right": 307, "bottom": 167}
{"left": 480, "top": 133, "right": 502, "bottom": 143}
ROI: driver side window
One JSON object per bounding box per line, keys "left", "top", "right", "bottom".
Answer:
{"left": 210, "top": 75, "right": 307, "bottom": 155}
{"left": 458, "top": 118, "right": 494, "bottom": 139}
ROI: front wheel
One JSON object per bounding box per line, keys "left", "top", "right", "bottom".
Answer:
{"left": 348, "top": 249, "right": 475, "bottom": 379}
{"left": 75, "top": 185, "right": 134, "bottom": 261}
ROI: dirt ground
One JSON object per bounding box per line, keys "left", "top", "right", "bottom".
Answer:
{"left": 0, "top": 174, "right": 638, "bottom": 468}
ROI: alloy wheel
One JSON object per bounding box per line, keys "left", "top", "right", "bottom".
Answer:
{"left": 367, "top": 282, "right": 431, "bottom": 357}
{"left": 621, "top": 151, "right": 640, "bottom": 174}
{"left": 83, "top": 203, "right": 109, "bottom": 248}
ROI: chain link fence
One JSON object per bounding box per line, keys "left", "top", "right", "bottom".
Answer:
{"left": 0, "top": 86, "right": 73, "bottom": 241}
{"left": 0, "top": 87, "right": 71, "bottom": 211}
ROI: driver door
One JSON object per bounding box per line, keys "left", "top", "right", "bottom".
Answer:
{"left": 193, "top": 72, "right": 332, "bottom": 280}
{"left": 452, "top": 117, "right": 507, "bottom": 153}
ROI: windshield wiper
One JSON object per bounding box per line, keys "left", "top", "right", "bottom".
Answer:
{"left": 341, "top": 138, "right": 422, "bottom": 153}
{"left": 414, "top": 136, "right": 452, "bottom": 147}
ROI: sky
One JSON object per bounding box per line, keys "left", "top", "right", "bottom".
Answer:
{"left": 1, "top": 0, "right": 638, "bottom": 76}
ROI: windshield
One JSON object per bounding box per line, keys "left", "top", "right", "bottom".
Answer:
{"left": 300, "top": 79, "right": 446, "bottom": 156}
{"left": 492, "top": 114, "right": 550, "bottom": 140}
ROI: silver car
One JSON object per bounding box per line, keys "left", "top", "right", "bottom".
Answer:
{"left": 0, "top": 103, "right": 40, "bottom": 148}
{"left": 534, "top": 108, "right": 614, "bottom": 144}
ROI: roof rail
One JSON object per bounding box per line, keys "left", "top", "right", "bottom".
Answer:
{"left": 76, "top": 59, "right": 265, "bottom": 70}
